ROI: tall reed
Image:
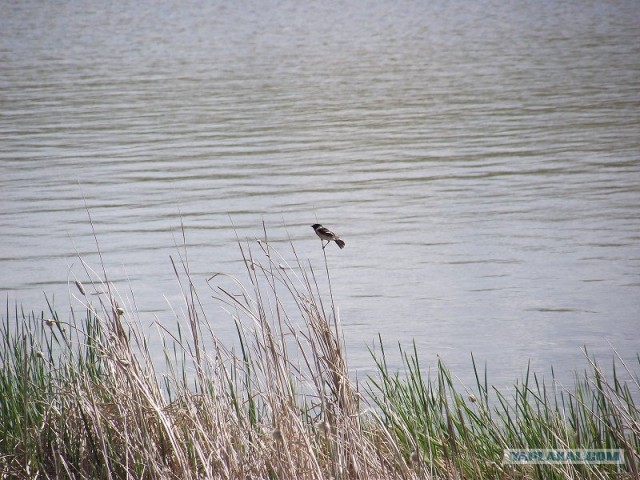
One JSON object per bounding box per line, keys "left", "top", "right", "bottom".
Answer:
{"left": 367, "top": 341, "right": 639, "bottom": 479}
{"left": 1, "top": 234, "right": 638, "bottom": 479}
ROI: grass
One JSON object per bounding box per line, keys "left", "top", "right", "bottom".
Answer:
{"left": 1, "top": 233, "right": 638, "bottom": 479}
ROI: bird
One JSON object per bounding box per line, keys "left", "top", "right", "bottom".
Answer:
{"left": 311, "top": 224, "right": 345, "bottom": 249}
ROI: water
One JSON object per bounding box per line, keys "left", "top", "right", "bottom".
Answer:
{"left": 1, "top": 0, "right": 639, "bottom": 389}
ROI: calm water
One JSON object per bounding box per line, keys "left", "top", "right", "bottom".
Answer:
{"left": 1, "top": 0, "right": 639, "bottom": 388}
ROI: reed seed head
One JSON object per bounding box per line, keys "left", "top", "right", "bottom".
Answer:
{"left": 75, "top": 280, "right": 86, "bottom": 296}
{"left": 118, "top": 358, "right": 131, "bottom": 367}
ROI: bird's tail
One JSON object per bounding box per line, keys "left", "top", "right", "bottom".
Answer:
{"left": 335, "top": 238, "right": 345, "bottom": 249}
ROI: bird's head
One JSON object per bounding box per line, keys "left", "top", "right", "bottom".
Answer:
{"left": 311, "top": 224, "right": 322, "bottom": 229}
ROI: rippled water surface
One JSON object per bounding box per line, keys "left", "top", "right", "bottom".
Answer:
{"left": 1, "top": 0, "right": 639, "bottom": 386}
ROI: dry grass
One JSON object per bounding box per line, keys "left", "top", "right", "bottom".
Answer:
{"left": 1, "top": 229, "right": 638, "bottom": 479}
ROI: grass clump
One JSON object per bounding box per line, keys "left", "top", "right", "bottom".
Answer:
{"left": 368, "top": 341, "right": 639, "bottom": 479}
{"left": 1, "top": 234, "right": 638, "bottom": 479}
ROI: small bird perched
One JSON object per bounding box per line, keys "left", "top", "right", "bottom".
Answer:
{"left": 311, "top": 224, "right": 345, "bottom": 249}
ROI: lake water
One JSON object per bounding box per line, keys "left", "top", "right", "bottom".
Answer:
{"left": 1, "top": 0, "right": 639, "bottom": 389}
